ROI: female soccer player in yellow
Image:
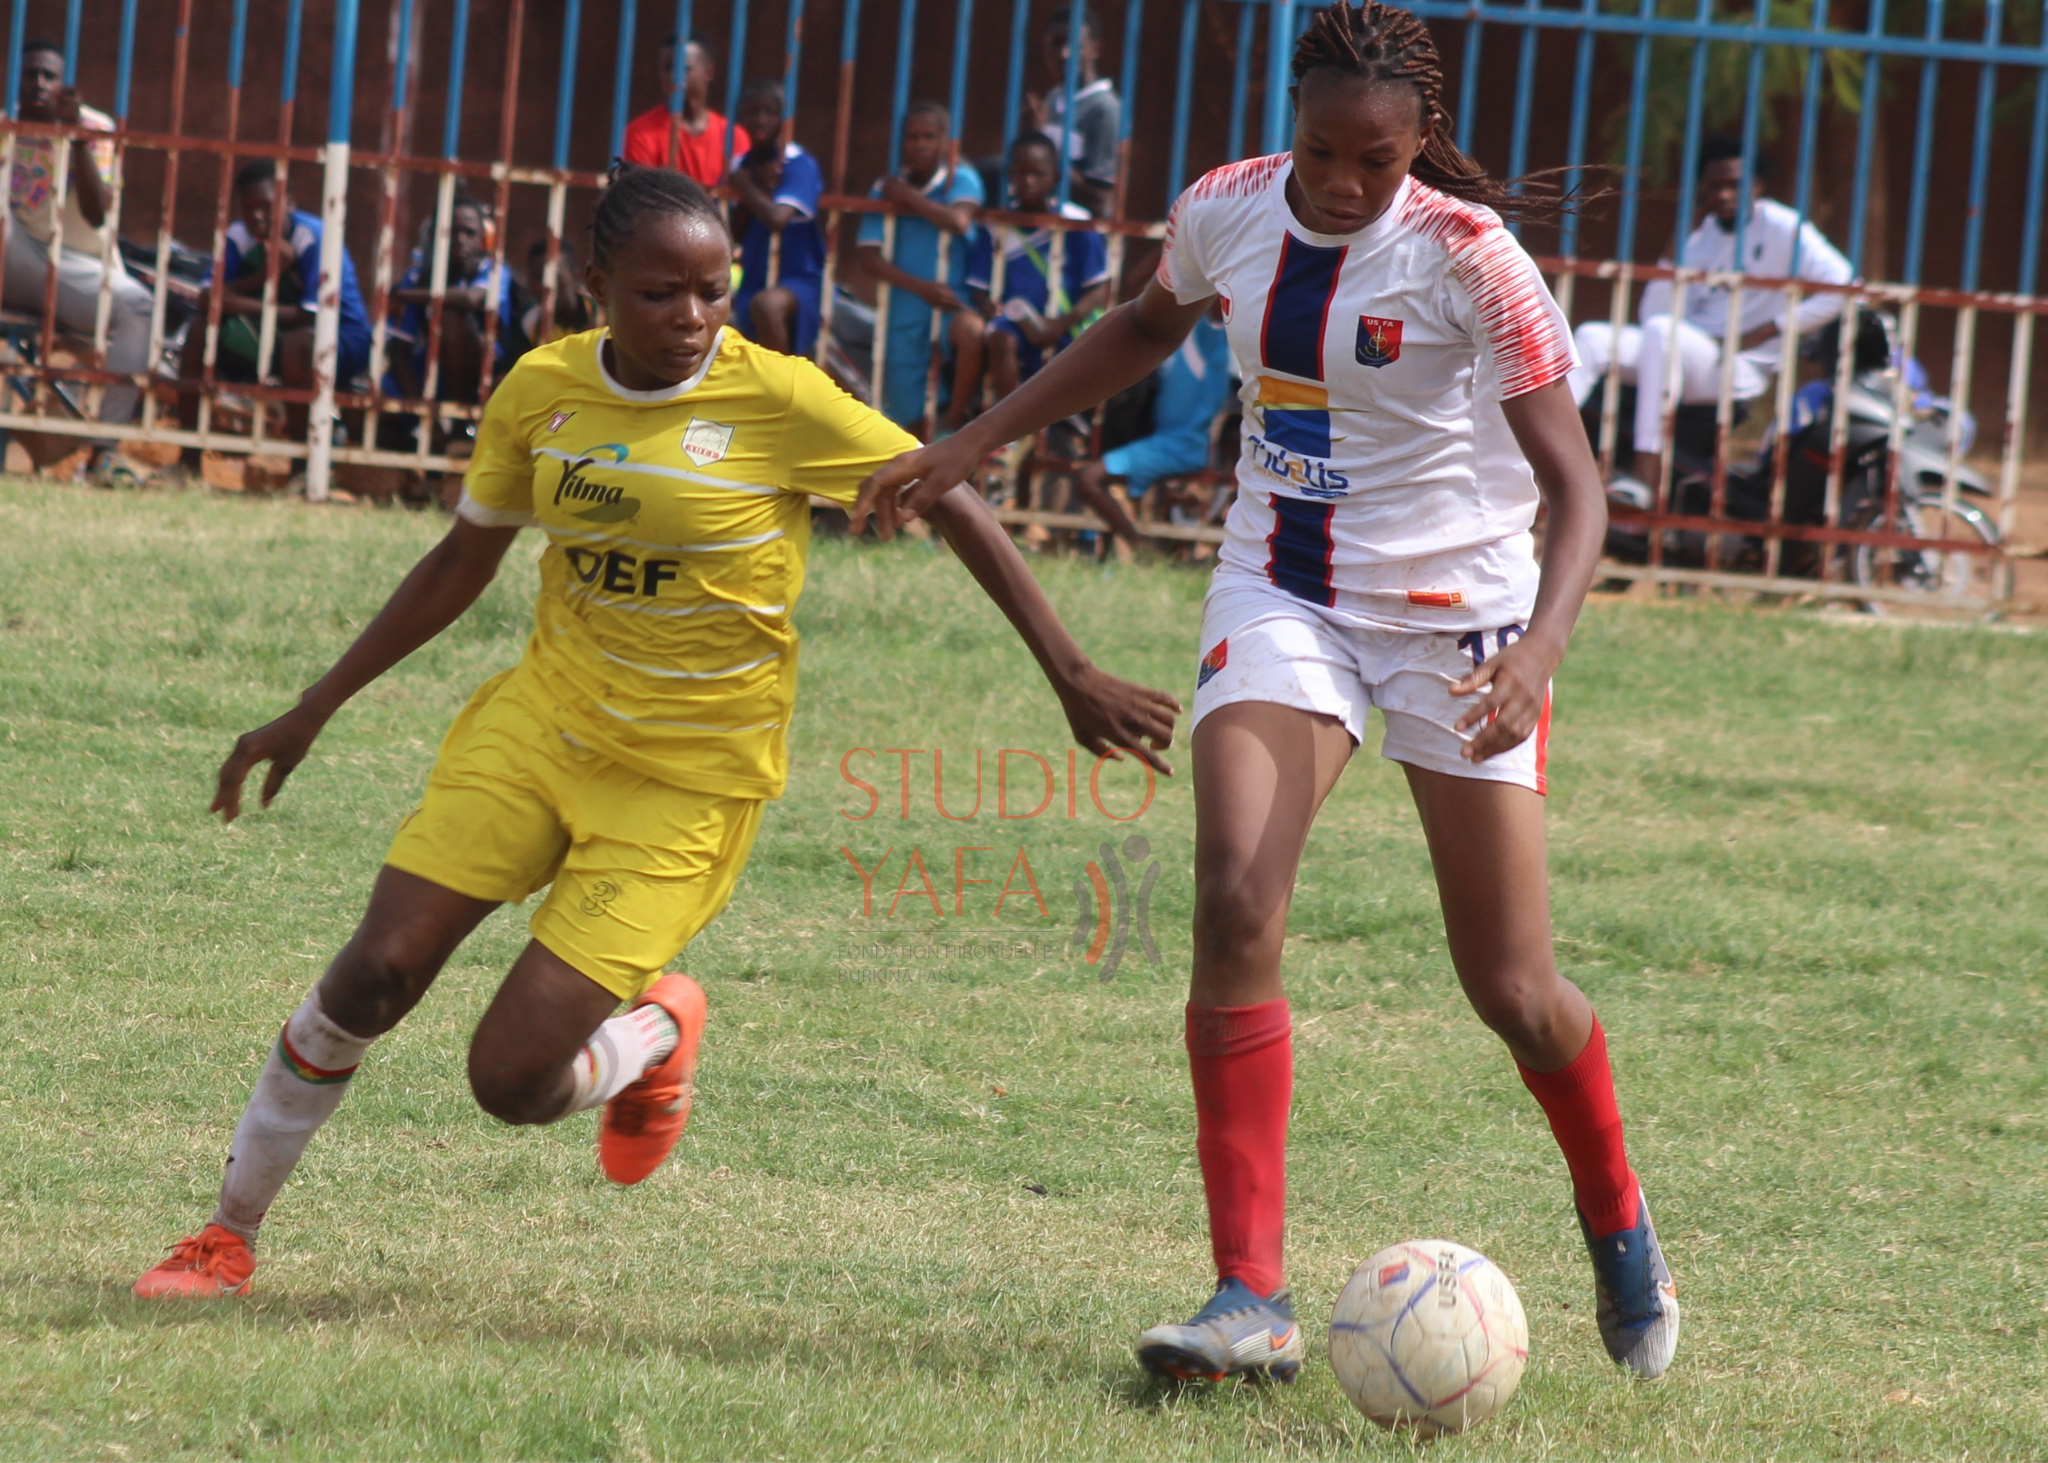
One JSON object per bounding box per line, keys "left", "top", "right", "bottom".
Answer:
{"left": 136, "top": 169, "right": 1179, "bottom": 1298}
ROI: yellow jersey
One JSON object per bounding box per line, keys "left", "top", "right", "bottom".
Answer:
{"left": 459, "top": 327, "right": 920, "bottom": 800}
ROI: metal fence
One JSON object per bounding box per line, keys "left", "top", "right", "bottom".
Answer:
{"left": 0, "top": 0, "right": 2039, "bottom": 608}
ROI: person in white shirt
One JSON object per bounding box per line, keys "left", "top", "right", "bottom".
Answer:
{"left": 1568, "top": 136, "right": 1854, "bottom": 489}
{"left": 857, "top": 0, "right": 1678, "bottom": 1392}
{"left": 3, "top": 39, "right": 154, "bottom": 426}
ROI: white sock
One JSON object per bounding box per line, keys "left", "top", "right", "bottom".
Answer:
{"left": 212, "top": 991, "right": 375, "bottom": 1243}
{"left": 565, "top": 1004, "right": 680, "bottom": 1114}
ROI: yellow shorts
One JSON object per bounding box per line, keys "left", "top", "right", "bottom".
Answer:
{"left": 385, "top": 671, "right": 764, "bottom": 1001}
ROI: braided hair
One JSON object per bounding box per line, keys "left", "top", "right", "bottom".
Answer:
{"left": 1292, "top": 1, "right": 1573, "bottom": 222}
{"left": 589, "top": 165, "right": 728, "bottom": 268}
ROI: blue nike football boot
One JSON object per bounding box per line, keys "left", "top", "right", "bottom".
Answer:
{"left": 1135, "top": 1278, "right": 1305, "bottom": 1382}
{"left": 1579, "top": 1186, "right": 1680, "bottom": 1379}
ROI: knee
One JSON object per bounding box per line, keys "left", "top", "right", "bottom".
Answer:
{"left": 1465, "top": 966, "right": 1566, "bottom": 1052}
{"left": 465, "top": 1055, "right": 555, "bottom": 1126}
{"left": 988, "top": 330, "right": 1017, "bottom": 364}
{"left": 1192, "top": 868, "right": 1288, "bottom": 963}
{"left": 279, "top": 329, "right": 315, "bottom": 384}
{"left": 325, "top": 932, "right": 436, "bottom": 1036}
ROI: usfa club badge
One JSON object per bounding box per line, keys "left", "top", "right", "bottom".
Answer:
{"left": 1356, "top": 315, "right": 1402, "bottom": 368}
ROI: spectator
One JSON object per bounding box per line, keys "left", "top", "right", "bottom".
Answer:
{"left": 6, "top": 38, "right": 153, "bottom": 427}
{"left": 855, "top": 100, "right": 983, "bottom": 431}
{"left": 520, "top": 236, "right": 593, "bottom": 350}
{"left": 728, "top": 78, "right": 826, "bottom": 357}
{"left": 383, "top": 193, "right": 520, "bottom": 410}
{"left": 945, "top": 132, "right": 1109, "bottom": 430}
{"left": 1023, "top": 7, "right": 1120, "bottom": 217}
{"left": 620, "top": 36, "right": 751, "bottom": 187}
{"left": 1073, "top": 304, "right": 1233, "bottom": 553}
{"left": 1568, "top": 135, "right": 1853, "bottom": 491}
{"left": 177, "top": 161, "right": 373, "bottom": 470}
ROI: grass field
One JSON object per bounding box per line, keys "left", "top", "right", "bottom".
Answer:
{"left": 2, "top": 476, "right": 2045, "bottom": 1461}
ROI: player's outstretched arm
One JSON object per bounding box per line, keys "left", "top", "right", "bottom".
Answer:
{"left": 924, "top": 484, "right": 1181, "bottom": 774}
{"left": 1451, "top": 379, "right": 1609, "bottom": 763}
{"left": 853, "top": 277, "right": 1210, "bottom": 538}
{"left": 212, "top": 517, "right": 522, "bottom": 822}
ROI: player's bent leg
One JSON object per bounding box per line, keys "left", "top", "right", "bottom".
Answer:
{"left": 136, "top": 868, "right": 498, "bottom": 1299}
{"left": 466, "top": 940, "right": 626, "bottom": 1126}
{"left": 1401, "top": 765, "right": 1678, "bottom": 1378}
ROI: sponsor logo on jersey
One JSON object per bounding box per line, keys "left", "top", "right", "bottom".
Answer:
{"left": 1197, "top": 639, "right": 1228, "bottom": 689}
{"left": 681, "top": 417, "right": 736, "bottom": 466}
{"left": 554, "top": 452, "right": 642, "bottom": 522}
{"left": 1245, "top": 431, "right": 1351, "bottom": 497}
{"left": 1254, "top": 375, "right": 1333, "bottom": 461}
{"left": 546, "top": 409, "right": 575, "bottom": 432}
{"left": 1406, "top": 589, "right": 1466, "bottom": 608}
{"left": 1356, "top": 314, "right": 1403, "bottom": 368}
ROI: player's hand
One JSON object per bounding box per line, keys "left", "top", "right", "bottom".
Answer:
{"left": 878, "top": 175, "right": 924, "bottom": 209}
{"left": 917, "top": 280, "right": 965, "bottom": 313}
{"left": 852, "top": 436, "right": 983, "bottom": 539}
{"left": 1449, "top": 636, "right": 1556, "bottom": 764}
{"left": 1054, "top": 662, "right": 1181, "bottom": 776}
{"left": 52, "top": 87, "right": 83, "bottom": 126}
{"left": 211, "top": 704, "right": 328, "bottom": 823}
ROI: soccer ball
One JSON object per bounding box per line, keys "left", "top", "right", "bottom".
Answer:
{"left": 1328, "top": 1240, "right": 1529, "bottom": 1437}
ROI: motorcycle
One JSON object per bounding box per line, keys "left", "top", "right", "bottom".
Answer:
{"left": 1588, "top": 308, "right": 2006, "bottom": 602}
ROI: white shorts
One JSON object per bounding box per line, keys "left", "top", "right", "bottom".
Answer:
{"left": 1190, "top": 578, "right": 1552, "bottom": 793}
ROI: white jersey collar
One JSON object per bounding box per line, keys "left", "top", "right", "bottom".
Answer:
{"left": 1270, "top": 162, "right": 1410, "bottom": 249}
{"left": 595, "top": 327, "right": 725, "bottom": 402}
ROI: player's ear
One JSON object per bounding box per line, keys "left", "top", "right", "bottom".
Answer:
{"left": 584, "top": 261, "right": 609, "bottom": 308}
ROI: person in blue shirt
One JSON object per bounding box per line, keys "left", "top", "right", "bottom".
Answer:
{"left": 855, "top": 100, "right": 984, "bottom": 431}
{"left": 946, "top": 131, "right": 1109, "bottom": 431}
{"left": 176, "top": 161, "right": 373, "bottom": 468}
{"left": 1073, "top": 305, "right": 1234, "bottom": 552}
{"left": 383, "top": 194, "right": 521, "bottom": 406}
{"left": 728, "top": 79, "right": 826, "bottom": 358}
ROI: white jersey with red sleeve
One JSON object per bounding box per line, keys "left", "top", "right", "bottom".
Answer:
{"left": 1158, "top": 157, "right": 1577, "bottom": 631}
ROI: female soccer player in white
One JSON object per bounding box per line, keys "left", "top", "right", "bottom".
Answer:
{"left": 134, "top": 169, "right": 1177, "bottom": 1299}
{"left": 858, "top": 0, "right": 1677, "bottom": 1384}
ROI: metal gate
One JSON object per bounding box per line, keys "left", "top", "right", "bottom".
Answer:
{"left": 0, "top": 0, "right": 2038, "bottom": 608}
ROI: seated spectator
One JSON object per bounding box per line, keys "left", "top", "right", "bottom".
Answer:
{"left": 854, "top": 100, "right": 983, "bottom": 431}
{"left": 945, "top": 132, "right": 1108, "bottom": 430}
{"left": 177, "top": 160, "right": 373, "bottom": 469}
{"left": 6, "top": 38, "right": 153, "bottom": 428}
{"left": 1567, "top": 136, "right": 1852, "bottom": 491}
{"left": 728, "top": 78, "right": 825, "bottom": 357}
{"left": 519, "top": 236, "right": 593, "bottom": 349}
{"left": 383, "top": 193, "right": 519, "bottom": 408}
{"left": 1073, "top": 304, "right": 1232, "bottom": 553}
{"left": 1023, "top": 7, "right": 1120, "bottom": 217}
{"left": 620, "top": 35, "right": 750, "bottom": 187}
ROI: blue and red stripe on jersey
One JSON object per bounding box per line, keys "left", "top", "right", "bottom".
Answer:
{"left": 1264, "top": 493, "right": 1337, "bottom": 607}
{"left": 1259, "top": 234, "right": 1346, "bottom": 380}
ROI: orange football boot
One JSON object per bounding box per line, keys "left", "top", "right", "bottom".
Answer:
{"left": 598, "top": 973, "right": 707, "bottom": 1184}
{"left": 133, "top": 1223, "right": 255, "bottom": 1298}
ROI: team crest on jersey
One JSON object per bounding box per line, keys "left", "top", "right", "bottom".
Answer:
{"left": 1356, "top": 315, "right": 1403, "bottom": 368}
{"left": 546, "top": 410, "right": 575, "bottom": 433}
{"left": 681, "top": 417, "right": 736, "bottom": 466}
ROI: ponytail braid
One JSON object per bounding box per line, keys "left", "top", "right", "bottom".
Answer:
{"left": 1292, "top": 1, "right": 1589, "bottom": 223}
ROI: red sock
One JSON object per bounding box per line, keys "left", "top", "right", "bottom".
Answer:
{"left": 1517, "top": 1016, "right": 1639, "bottom": 1236}
{"left": 1186, "top": 1000, "right": 1291, "bottom": 1296}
